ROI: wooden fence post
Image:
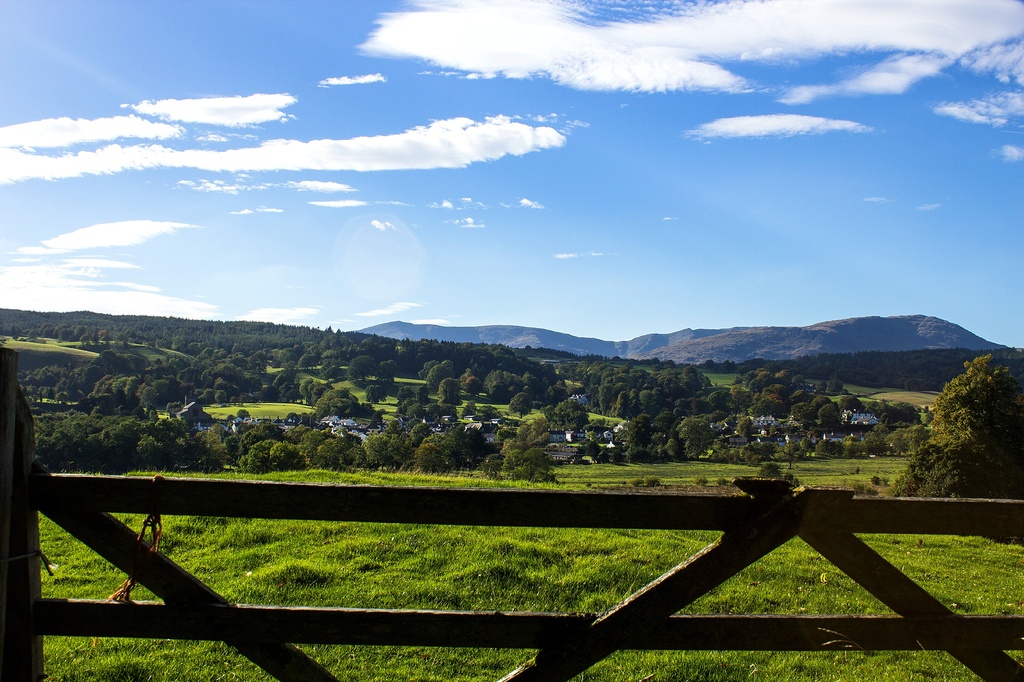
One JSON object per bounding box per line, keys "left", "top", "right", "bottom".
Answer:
{"left": 0, "top": 349, "right": 44, "bottom": 680}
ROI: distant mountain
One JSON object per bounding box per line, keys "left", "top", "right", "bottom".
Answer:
{"left": 360, "top": 315, "right": 1003, "bottom": 363}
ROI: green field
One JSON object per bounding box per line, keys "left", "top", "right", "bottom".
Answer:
{"left": 203, "top": 402, "right": 314, "bottom": 420}
{"left": 554, "top": 457, "right": 907, "bottom": 490}
{"left": 36, "top": 466, "right": 1024, "bottom": 681}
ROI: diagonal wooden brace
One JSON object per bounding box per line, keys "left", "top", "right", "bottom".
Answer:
{"left": 799, "top": 527, "right": 1024, "bottom": 681}
{"left": 501, "top": 485, "right": 853, "bottom": 681}
{"left": 34, "top": 464, "right": 338, "bottom": 682}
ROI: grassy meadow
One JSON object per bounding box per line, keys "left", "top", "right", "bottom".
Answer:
{"left": 36, "top": 466, "right": 1024, "bottom": 681}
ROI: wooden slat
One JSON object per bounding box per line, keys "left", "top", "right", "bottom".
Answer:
{"left": 500, "top": 486, "right": 854, "bottom": 681}
{"left": 4, "top": 390, "right": 44, "bottom": 681}
{"left": 36, "top": 486, "right": 339, "bottom": 682}
{"left": 30, "top": 473, "right": 758, "bottom": 530}
{"left": 836, "top": 497, "right": 1024, "bottom": 537}
{"left": 0, "top": 349, "right": 18, "bottom": 674}
{"left": 800, "top": 527, "right": 1024, "bottom": 681}
{"left": 34, "top": 600, "right": 1024, "bottom": 652}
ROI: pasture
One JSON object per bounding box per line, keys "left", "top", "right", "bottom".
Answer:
{"left": 35, "top": 467, "right": 1024, "bottom": 681}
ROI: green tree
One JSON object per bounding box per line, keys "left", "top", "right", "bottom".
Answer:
{"left": 364, "top": 384, "right": 388, "bottom": 404}
{"left": 347, "top": 355, "right": 377, "bottom": 383}
{"left": 676, "top": 417, "right": 716, "bottom": 460}
{"left": 894, "top": 356, "right": 1024, "bottom": 498}
{"left": 509, "top": 391, "right": 533, "bottom": 417}
{"left": 437, "top": 377, "right": 461, "bottom": 406}
{"left": 501, "top": 446, "right": 556, "bottom": 482}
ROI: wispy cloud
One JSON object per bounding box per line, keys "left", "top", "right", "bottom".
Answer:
{"left": 934, "top": 91, "right": 1024, "bottom": 126}
{"left": 1, "top": 115, "right": 566, "bottom": 184}
{"left": 0, "top": 261, "right": 218, "bottom": 318}
{"left": 447, "top": 217, "right": 485, "bottom": 228}
{"left": 309, "top": 200, "right": 370, "bottom": 208}
{"left": 370, "top": 219, "right": 396, "bottom": 231}
{"left": 126, "top": 93, "right": 297, "bottom": 126}
{"left": 519, "top": 197, "right": 544, "bottom": 209}
{"left": 916, "top": 203, "right": 942, "bottom": 211}
{"left": 0, "top": 115, "right": 181, "bottom": 149}
{"left": 863, "top": 196, "right": 894, "bottom": 203}
{"left": 355, "top": 301, "right": 422, "bottom": 317}
{"left": 688, "top": 114, "right": 872, "bottom": 140}
{"left": 318, "top": 73, "right": 386, "bottom": 87}
{"left": 229, "top": 207, "right": 283, "bottom": 215}
{"left": 554, "top": 251, "right": 606, "bottom": 259}
{"left": 1001, "top": 144, "right": 1024, "bottom": 161}
{"left": 363, "top": 0, "right": 1024, "bottom": 94}
{"left": 781, "top": 54, "right": 951, "bottom": 104}
{"left": 239, "top": 307, "right": 320, "bottom": 324}
{"left": 431, "top": 199, "right": 455, "bottom": 209}
{"left": 286, "top": 180, "right": 357, "bottom": 192}
{"left": 16, "top": 220, "right": 199, "bottom": 254}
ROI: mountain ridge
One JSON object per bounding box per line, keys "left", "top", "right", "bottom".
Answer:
{"left": 360, "top": 315, "right": 1003, "bottom": 363}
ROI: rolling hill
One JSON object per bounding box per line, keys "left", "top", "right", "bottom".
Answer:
{"left": 360, "top": 315, "right": 1003, "bottom": 363}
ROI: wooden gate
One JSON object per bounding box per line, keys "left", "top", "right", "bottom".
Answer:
{"left": 2, "top": 348, "right": 1023, "bottom": 681}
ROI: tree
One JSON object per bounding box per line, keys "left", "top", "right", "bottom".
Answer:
{"left": 894, "top": 356, "right": 1024, "bottom": 498}
{"left": 437, "top": 377, "right": 461, "bottom": 406}
{"left": 364, "top": 384, "right": 387, "bottom": 404}
{"left": 509, "top": 391, "right": 533, "bottom": 417}
{"left": 347, "top": 355, "right": 377, "bottom": 383}
{"left": 676, "top": 417, "right": 716, "bottom": 460}
{"left": 501, "top": 446, "right": 556, "bottom": 482}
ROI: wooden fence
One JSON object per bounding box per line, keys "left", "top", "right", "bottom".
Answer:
{"left": 2, "top": 347, "right": 1023, "bottom": 681}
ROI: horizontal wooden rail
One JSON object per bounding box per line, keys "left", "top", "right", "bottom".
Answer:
{"left": 35, "top": 600, "right": 1024, "bottom": 652}
{"left": 30, "top": 473, "right": 1024, "bottom": 535}
{"left": 30, "top": 473, "right": 761, "bottom": 530}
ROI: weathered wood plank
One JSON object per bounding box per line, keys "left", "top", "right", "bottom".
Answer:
{"left": 800, "top": 527, "right": 1024, "bottom": 681}
{"left": 36, "top": 487, "right": 338, "bottom": 682}
{"left": 500, "top": 486, "right": 854, "bottom": 681}
{"left": 0, "top": 349, "right": 18, "bottom": 675}
{"left": 835, "top": 497, "right": 1024, "bottom": 537}
{"left": 30, "top": 473, "right": 758, "bottom": 530}
{"left": 33, "top": 600, "right": 1024, "bottom": 652}
{"left": 3, "top": 389, "right": 44, "bottom": 681}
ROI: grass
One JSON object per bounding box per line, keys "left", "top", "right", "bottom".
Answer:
{"left": 203, "top": 402, "right": 314, "bottom": 420}
{"left": 35, "top": 463, "right": 1024, "bottom": 681}
{"left": 554, "top": 457, "right": 907, "bottom": 489}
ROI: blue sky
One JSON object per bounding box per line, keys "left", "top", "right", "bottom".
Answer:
{"left": 1, "top": 0, "right": 1022, "bottom": 347}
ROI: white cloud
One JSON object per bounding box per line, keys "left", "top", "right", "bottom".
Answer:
{"left": 688, "top": 114, "right": 872, "bottom": 140}
{"left": 0, "top": 115, "right": 566, "bottom": 184}
{"left": 16, "top": 220, "right": 198, "bottom": 254}
{"left": 371, "top": 219, "right": 396, "bottom": 231}
{"left": 916, "top": 203, "right": 942, "bottom": 211}
{"left": 0, "top": 115, "right": 181, "bottom": 149}
{"left": 961, "top": 39, "right": 1024, "bottom": 84}
{"left": 318, "top": 73, "right": 386, "bottom": 87}
{"left": 519, "top": 197, "right": 544, "bottom": 209}
{"left": 934, "top": 91, "right": 1024, "bottom": 126}
{"left": 355, "top": 301, "right": 422, "bottom": 317}
{"left": 781, "top": 54, "right": 951, "bottom": 104}
{"left": 127, "top": 93, "right": 297, "bottom": 127}
{"left": 229, "top": 207, "right": 283, "bottom": 215}
{"left": 447, "top": 217, "right": 485, "bottom": 228}
{"left": 431, "top": 199, "right": 455, "bottom": 209}
{"left": 1001, "top": 144, "right": 1024, "bottom": 161}
{"left": 362, "top": 0, "right": 1024, "bottom": 94}
{"left": 0, "top": 261, "right": 219, "bottom": 319}
{"left": 178, "top": 179, "right": 259, "bottom": 194}
{"left": 239, "top": 307, "right": 320, "bottom": 324}
{"left": 62, "top": 258, "right": 139, "bottom": 269}
{"left": 410, "top": 318, "right": 450, "bottom": 325}
{"left": 554, "top": 251, "right": 605, "bottom": 259}
{"left": 309, "top": 200, "right": 369, "bottom": 208}
{"left": 863, "top": 196, "right": 894, "bottom": 203}
{"left": 286, "top": 180, "right": 357, "bottom": 192}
